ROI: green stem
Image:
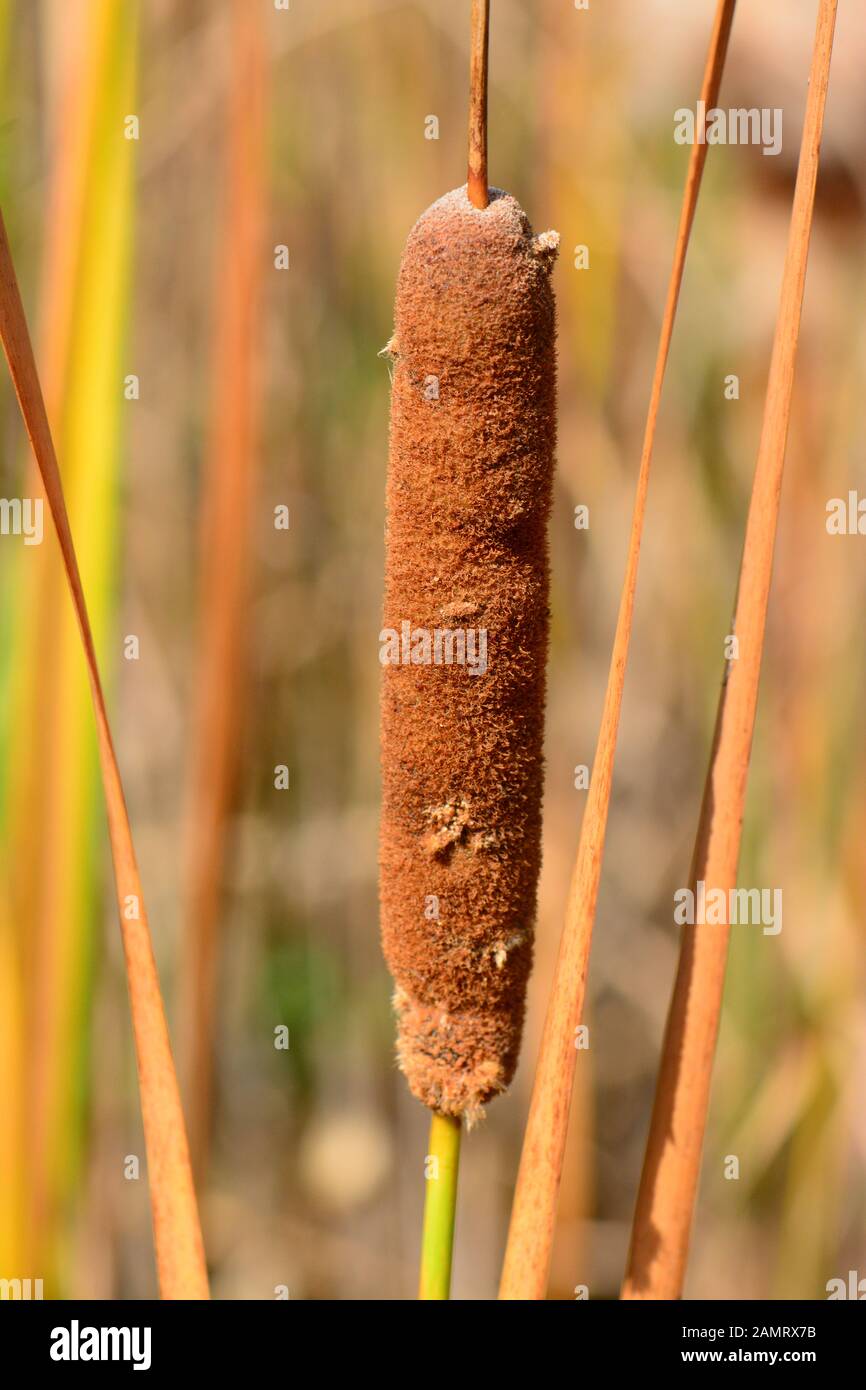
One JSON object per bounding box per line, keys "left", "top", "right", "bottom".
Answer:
{"left": 418, "top": 1112, "right": 461, "bottom": 1299}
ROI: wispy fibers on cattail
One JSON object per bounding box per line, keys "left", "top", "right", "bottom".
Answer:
{"left": 379, "top": 0, "right": 558, "bottom": 1298}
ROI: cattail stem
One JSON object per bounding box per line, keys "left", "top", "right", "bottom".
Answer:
{"left": 467, "top": 0, "right": 489, "bottom": 208}
{"left": 419, "top": 1113, "right": 462, "bottom": 1300}
{"left": 383, "top": 2, "right": 555, "bottom": 1301}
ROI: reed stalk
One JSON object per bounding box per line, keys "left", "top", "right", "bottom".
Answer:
{"left": 0, "top": 206, "right": 210, "bottom": 1300}
{"left": 1, "top": 0, "right": 138, "bottom": 1287}
{"left": 622, "top": 0, "right": 838, "bottom": 1300}
{"left": 0, "top": 0, "right": 23, "bottom": 1286}
{"left": 499, "top": 0, "right": 738, "bottom": 1301}
{"left": 180, "top": 0, "right": 267, "bottom": 1186}
{"left": 0, "top": 888, "right": 23, "bottom": 1277}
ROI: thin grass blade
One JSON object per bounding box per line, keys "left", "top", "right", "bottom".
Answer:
{"left": 0, "top": 208, "right": 210, "bottom": 1301}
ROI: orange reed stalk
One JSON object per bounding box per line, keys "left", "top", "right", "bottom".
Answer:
{"left": 180, "top": 0, "right": 267, "bottom": 1184}
{"left": 499, "top": 0, "right": 738, "bottom": 1300}
{"left": 467, "top": 0, "right": 489, "bottom": 209}
{"left": 622, "top": 0, "right": 838, "bottom": 1301}
{"left": 0, "top": 208, "right": 209, "bottom": 1300}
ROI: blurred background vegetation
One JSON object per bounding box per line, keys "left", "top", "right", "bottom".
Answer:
{"left": 0, "top": 0, "right": 864, "bottom": 1299}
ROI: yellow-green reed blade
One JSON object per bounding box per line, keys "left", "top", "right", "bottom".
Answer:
{"left": 1, "top": 0, "right": 138, "bottom": 1290}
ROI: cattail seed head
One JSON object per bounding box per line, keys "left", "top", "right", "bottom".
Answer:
{"left": 380, "top": 186, "right": 557, "bottom": 1121}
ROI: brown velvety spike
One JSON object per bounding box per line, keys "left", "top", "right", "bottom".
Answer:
{"left": 379, "top": 186, "right": 558, "bottom": 1121}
